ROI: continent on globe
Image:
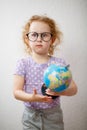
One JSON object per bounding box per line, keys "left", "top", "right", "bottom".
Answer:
{"left": 43, "top": 64, "right": 72, "bottom": 92}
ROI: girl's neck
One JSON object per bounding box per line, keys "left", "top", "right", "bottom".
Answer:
{"left": 31, "top": 53, "right": 51, "bottom": 64}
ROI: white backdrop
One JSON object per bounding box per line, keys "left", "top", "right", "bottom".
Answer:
{"left": 0, "top": 0, "right": 87, "bottom": 130}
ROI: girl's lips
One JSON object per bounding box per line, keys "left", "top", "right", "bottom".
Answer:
{"left": 36, "top": 45, "right": 43, "bottom": 47}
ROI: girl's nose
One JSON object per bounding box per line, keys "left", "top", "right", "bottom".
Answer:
{"left": 37, "top": 34, "right": 42, "bottom": 41}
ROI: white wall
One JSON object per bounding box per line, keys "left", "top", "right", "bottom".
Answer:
{"left": 0, "top": 0, "right": 87, "bottom": 130}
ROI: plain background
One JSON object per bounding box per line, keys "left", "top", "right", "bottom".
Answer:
{"left": 0, "top": 0, "right": 87, "bottom": 130}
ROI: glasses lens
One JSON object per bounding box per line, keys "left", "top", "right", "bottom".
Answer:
{"left": 41, "top": 32, "right": 52, "bottom": 42}
{"left": 28, "top": 32, "right": 37, "bottom": 41}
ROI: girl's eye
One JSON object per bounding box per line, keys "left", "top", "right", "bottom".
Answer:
{"left": 42, "top": 33, "right": 48, "bottom": 37}
{"left": 31, "top": 33, "right": 37, "bottom": 37}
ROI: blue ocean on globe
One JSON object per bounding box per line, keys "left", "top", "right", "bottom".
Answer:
{"left": 43, "top": 64, "right": 72, "bottom": 92}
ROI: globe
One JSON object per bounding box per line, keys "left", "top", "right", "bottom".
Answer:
{"left": 43, "top": 64, "right": 72, "bottom": 92}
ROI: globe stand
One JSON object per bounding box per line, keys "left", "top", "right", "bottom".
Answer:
{"left": 41, "top": 84, "right": 59, "bottom": 99}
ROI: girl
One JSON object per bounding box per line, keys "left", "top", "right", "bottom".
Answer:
{"left": 13, "top": 15, "right": 77, "bottom": 130}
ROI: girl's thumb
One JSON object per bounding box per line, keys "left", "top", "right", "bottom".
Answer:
{"left": 33, "top": 88, "right": 37, "bottom": 95}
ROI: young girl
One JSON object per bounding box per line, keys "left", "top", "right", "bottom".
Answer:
{"left": 13, "top": 15, "right": 77, "bottom": 130}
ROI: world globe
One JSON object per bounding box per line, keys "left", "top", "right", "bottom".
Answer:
{"left": 43, "top": 64, "right": 72, "bottom": 92}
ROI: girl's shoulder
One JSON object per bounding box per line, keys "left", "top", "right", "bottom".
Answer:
{"left": 16, "top": 56, "right": 31, "bottom": 66}
{"left": 51, "top": 56, "right": 66, "bottom": 66}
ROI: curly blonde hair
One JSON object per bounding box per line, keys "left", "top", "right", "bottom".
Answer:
{"left": 22, "top": 15, "right": 62, "bottom": 55}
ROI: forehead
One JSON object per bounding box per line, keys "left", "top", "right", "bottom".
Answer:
{"left": 29, "top": 21, "right": 51, "bottom": 32}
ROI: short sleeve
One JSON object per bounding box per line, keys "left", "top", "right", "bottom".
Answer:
{"left": 14, "top": 58, "right": 26, "bottom": 77}
{"left": 60, "top": 58, "right": 67, "bottom": 66}
{"left": 53, "top": 57, "right": 67, "bottom": 66}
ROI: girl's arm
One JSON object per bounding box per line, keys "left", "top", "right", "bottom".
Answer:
{"left": 13, "top": 75, "right": 53, "bottom": 103}
{"left": 46, "top": 80, "right": 78, "bottom": 96}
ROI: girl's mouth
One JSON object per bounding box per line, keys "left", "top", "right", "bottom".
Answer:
{"left": 36, "top": 45, "right": 43, "bottom": 48}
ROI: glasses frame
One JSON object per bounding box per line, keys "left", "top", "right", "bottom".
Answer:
{"left": 26, "top": 32, "right": 53, "bottom": 42}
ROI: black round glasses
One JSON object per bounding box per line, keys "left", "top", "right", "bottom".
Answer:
{"left": 26, "top": 32, "right": 53, "bottom": 42}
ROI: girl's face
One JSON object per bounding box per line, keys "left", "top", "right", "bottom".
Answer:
{"left": 28, "top": 21, "right": 53, "bottom": 55}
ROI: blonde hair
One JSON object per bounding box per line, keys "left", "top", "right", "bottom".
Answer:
{"left": 22, "top": 15, "right": 62, "bottom": 55}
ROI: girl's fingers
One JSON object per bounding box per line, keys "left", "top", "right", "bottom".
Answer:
{"left": 33, "top": 88, "right": 37, "bottom": 95}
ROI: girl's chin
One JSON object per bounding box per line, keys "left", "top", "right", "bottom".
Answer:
{"left": 36, "top": 52, "right": 46, "bottom": 55}
{"left": 34, "top": 50, "right": 47, "bottom": 55}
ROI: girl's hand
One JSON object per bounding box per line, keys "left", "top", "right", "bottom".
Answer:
{"left": 46, "top": 80, "right": 77, "bottom": 96}
{"left": 31, "top": 89, "right": 53, "bottom": 103}
{"left": 46, "top": 88, "right": 59, "bottom": 96}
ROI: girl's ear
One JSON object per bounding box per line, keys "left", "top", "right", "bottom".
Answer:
{"left": 24, "top": 36, "right": 29, "bottom": 46}
{"left": 51, "top": 37, "right": 56, "bottom": 44}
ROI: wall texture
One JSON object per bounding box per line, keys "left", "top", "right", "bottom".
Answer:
{"left": 0, "top": 0, "right": 87, "bottom": 130}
